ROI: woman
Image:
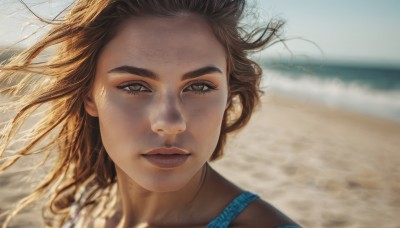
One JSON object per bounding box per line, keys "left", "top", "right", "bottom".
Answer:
{"left": 0, "top": 0, "right": 301, "bottom": 227}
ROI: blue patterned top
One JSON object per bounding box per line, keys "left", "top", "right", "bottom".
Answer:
{"left": 206, "top": 191, "right": 301, "bottom": 228}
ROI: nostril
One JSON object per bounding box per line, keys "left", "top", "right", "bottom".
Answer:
{"left": 153, "top": 121, "right": 186, "bottom": 135}
{"left": 151, "top": 114, "right": 186, "bottom": 134}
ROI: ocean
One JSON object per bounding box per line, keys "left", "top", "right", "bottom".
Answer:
{"left": 260, "top": 59, "right": 400, "bottom": 123}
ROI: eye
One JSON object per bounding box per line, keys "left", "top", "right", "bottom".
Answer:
{"left": 191, "top": 84, "right": 208, "bottom": 91}
{"left": 117, "top": 82, "right": 151, "bottom": 95}
{"left": 184, "top": 81, "right": 217, "bottom": 94}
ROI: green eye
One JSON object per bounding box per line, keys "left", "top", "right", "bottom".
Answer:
{"left": 117, "top": 82, "right": 151, "bottom": 95}
{"left": 185, "top": 82, "right": 217, "bottom": 94}
{"left": 126, "top": 84, "right": 144, "bottom": 91}
{"left": 191, "top": 84, "right": 208, "bottom": 91}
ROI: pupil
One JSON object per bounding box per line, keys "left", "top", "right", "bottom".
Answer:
{"left": 193, "top": 85, "right": 204, "bottom": 91}
{"left": 129, "top": 85, "right": 141, "bottom": 91}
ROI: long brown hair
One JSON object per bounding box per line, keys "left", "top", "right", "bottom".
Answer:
{"left": 0, "top": 0, "right": 284, "bottom": 226}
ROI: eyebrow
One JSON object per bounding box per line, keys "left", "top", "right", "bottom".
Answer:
{"left": 108, "top": 66, "right": 156, "bottom": 79}
{"left": 107, "top": 65, "right": 223, "bottom": 80}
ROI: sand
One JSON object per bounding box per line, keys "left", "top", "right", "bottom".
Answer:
{"left": 1, "top": 94, "right": 400, "bottom": 228}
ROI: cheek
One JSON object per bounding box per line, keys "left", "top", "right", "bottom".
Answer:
{"left": 183, "top": 93, "right": 227, "bottom": 145}
{"left": 95, "top": 92, "right": 149, "bottom": 154}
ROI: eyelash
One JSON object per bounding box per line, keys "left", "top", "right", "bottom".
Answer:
{"left": 116, "top": 80, "right": 217, "bottom": 95}
{"left": 184, "top": 81, "right": 218, "bottom": 95}
{"left": 116, "top": 81, "right": 151, "bottom": 95}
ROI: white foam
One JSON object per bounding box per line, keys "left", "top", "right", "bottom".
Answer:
{"left": 262, "top": 69, "right": 400, "bottom": 122}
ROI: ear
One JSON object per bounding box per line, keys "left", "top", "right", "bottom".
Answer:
{"left": 84, "top": 92, "right": 99, "bottom": 117}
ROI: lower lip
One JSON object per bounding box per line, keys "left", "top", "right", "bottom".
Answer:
{"left": 142, "top": 154, "right": 190, "bottom": 169}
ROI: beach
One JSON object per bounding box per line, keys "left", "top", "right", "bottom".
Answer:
{"left": 1, "top": 93, "right": 400, "bottom": 227}
{"left": 213, "top": 94, "right": 400, "bottom": 227}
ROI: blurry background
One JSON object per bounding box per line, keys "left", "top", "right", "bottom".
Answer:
{"left": 252, "top": 0, "right": 400, "bottom": 123}
{"left": 1, "top": 0, "right": 400, "bottom": 227}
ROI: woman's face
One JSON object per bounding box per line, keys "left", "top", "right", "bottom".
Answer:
{"left": 84, "top": 15, "right": 228, "bottom": 192}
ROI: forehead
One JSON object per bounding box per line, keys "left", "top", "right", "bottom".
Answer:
{"left": 98, "top": 15, "right": 227, "bottom": 72}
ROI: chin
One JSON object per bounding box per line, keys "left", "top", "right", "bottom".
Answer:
{"left": 137, "top": 174, "right": 193, "bottom": 193}
{"left": 122, "top": 167, "right": 193, "bottom": 193}
{"left": 116, "top": 162, "right": 203, "bottom": 193}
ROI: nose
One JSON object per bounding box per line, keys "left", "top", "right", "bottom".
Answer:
{"left": 150, "top": 93, "right": 186, "bottom": 135}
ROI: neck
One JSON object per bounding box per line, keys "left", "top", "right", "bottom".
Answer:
{"left": 114, "top": 163, "right": 210, "bottom": 227}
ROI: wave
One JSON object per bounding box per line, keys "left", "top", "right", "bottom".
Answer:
{"left": 261, "top": 69, "right": 400, "bottom": 122}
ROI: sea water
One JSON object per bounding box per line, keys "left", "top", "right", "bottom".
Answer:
{"left": 261, "top": 59, "right": 400, "bottom": 123}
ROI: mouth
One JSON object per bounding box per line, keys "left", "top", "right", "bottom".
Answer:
{"left": 141, "top": 148, "right": 191, "bottom": 169}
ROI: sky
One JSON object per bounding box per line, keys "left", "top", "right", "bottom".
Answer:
{"left": 1, "top": 0, "right": 400, "bottom": 66}
{"left": 251, "top": 0, "right": 400, "bottom": 66}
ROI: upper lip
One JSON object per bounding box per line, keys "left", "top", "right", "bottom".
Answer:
{"left": 142, "top": 147, "right": 190, "bottom": 155}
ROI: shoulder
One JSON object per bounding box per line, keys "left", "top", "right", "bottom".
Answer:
{"left": 205, "top": 167, "right": 300, "bottom": 227}
{"left": 232, "top": 197, "right": 300, "bottom": 228}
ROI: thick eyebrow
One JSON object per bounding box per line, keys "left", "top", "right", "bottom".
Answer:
{"left": 182, "top": 66, "right": 223, "bottom": 80}
{"left": 108, "top": 66, "right": 158, "bottom": 80}
{"left": 107, "top": 65, "right": 223, "bottom": 80}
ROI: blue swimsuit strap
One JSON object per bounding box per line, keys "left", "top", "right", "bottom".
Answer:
{"left": 206, "top": 191, "right": 259, "bottom": 228}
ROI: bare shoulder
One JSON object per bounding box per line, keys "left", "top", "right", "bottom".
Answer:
{"left": 206, "top": 167, "right": 301, "bottom": 227}
{"left": 233, "top": 198, "right": 300, "bottom": 228}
